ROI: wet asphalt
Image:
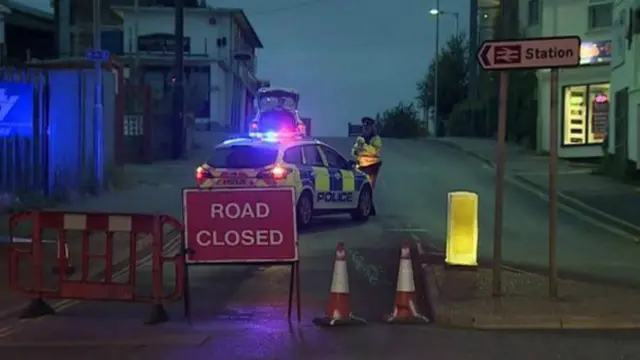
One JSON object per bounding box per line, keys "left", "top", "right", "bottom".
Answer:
{"left": 0, "top": 136, "right": 639, "bottom": 359}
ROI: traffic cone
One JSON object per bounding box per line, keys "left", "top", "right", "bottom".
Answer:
{"left": 51, "top": 241, "right": 75, "bottom": 276}
{"left": 313, "top": 242, "right": 366, "bottom": 326}
{"left": 386, "top": 242, "right": 430, "bottom": 324}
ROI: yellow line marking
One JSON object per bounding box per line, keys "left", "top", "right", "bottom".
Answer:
{"left": 388, "top": 229, "right": 430, "bottom": 232}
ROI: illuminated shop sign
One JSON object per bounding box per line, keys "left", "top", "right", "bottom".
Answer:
{"left": 0, "top": 82, "right": 33, "bottom": 138}
{"left": 580, "top": 40, "right": 612, "bottom": 65}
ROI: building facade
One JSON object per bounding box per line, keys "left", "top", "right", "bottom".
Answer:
{"left": 519, "top": 0, "right": 615, "bottom": 158}
{"left": 609, "top": 1, "right": 640, "bottom": 168}
{"left": 114, "top": 6, "right": 262, "bottom": 132}
{"left": 54, "top": 1, "right": 262, "bottom": 134}
{"left": 1, "top": 1, "right": 55, "bottom": 64}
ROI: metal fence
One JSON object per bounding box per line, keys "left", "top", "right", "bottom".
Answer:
{"left": 348, "top": 123, "right": 363, "bottom": 137}
{"left": 0, "top": 67, "right": 115, "bottom": 210}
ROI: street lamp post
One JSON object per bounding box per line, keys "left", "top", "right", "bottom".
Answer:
{"left": 433, "top": 0, "right": 439, "bottom": 136}
{"left": 429, "top": 8, "right": 460, "bottom": 35}
{"left": 429, "top": 7, "right": 461, "bottom": 136}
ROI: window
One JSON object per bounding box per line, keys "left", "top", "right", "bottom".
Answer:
{"left": 321, "top": 146, "right": 350, "bottom": 169}
{"left": 562, "top": 83, "right": 610, "bottom": 146}
{"left": 527, "top": 0, "right": 540, "bottom": 26}
{"left": 588, "top": 3, "right": 613, "bottom": 30}
{"left": 302, "top": 145, "right": 324, "bottom": 166}
{"left": 207, "top": 146, "right": 278, "bottom": 168}
{"left": 283, "top": 147, "right": 303, "bottom": 165}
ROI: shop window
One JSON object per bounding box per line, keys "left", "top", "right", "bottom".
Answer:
{"left": 527, "top": 0, "right": 540, "bottom": 26}
{"left": 562, "top": 83, "right": 610, "bottom": 146}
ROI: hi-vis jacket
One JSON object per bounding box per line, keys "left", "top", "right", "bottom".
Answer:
{"left": 352, "top": 135, "right": 382, "bottom": 167}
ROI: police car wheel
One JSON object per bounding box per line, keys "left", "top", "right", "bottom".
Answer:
{"left": 296, "top": 191, "right": 314, "bottom": 228}
{"left": 351, "top": 185, "right": 373, "bottom": 221}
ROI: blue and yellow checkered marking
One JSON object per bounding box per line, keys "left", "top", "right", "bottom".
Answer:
{"left": 329, "top": 169, "right": 343, "bottom": 191}
{"left": 354, "top": 171, "right": 367, "bottom": 190}
{"left": 294, "top": 164, "right": 368, "bottom": 203}
{"left": 299, "top": 165, "right": 315, "bottom": 189}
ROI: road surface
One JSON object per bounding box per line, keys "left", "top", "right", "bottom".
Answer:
{"left": 0, "top": 137, "right": 639, "bottom": 359}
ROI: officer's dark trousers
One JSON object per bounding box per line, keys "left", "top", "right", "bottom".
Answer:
{"left": 359, "top": 162, "right": 382, "bottom": 189}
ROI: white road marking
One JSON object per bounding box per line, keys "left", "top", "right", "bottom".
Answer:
{"left": 0, "top": 235, "right": 183, "bottom": 339}
{"left": 388, "top": 229, "right": 430, "bottom": 233}
{"left": 478, "top": 162, "right": 640, "bottom": 242}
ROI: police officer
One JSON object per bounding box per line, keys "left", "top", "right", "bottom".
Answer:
{"left": 352, "top": 117, "right": 382, "bottom": 188}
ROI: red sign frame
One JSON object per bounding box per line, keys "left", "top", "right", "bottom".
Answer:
{"left": 182, "top": 187, "right": 298, "bottom": 264}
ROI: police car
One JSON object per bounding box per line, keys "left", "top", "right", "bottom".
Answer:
{"left": 196, "top": 133, "right": 374, "bottom": 228}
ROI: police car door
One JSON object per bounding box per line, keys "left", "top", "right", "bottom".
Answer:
{"left": 300, "top": 145, "right": 331, "bottom": 209}
{"left": 317, "top": 145, "right": 357, "bottom": 209}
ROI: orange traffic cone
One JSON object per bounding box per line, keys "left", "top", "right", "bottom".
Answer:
{"left": 51, "top": 241, "right": 75, "bottom": 276}
{"left": 313, "top": 242, "right": 366, "bottom": 326}
{"left": 386, "top": 242, "right": 430, "bottom": 324}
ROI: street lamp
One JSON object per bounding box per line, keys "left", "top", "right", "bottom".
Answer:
{"left": 429, "top": 8, "right": 460, "bottom": 35}
{"left": 428, "top": 6, "right": 460, "bottom": 136}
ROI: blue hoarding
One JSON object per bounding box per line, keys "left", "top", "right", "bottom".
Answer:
{"left": 0, "top": 82, "right": 33, "bottom": 137}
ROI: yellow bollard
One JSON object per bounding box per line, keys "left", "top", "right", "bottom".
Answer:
{"left": 445, "top": 191, "right": 478, "bottom": 266}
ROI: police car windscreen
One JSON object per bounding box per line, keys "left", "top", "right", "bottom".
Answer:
{"left": 207, "top": 146, "right": 278, "bottom": 169}
{"left": 259, "top": 110, "right": 296, "bottom": 131}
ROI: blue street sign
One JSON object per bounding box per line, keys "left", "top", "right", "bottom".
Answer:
{"left": 85, "top": 49, "right": 110, "bottom": 62}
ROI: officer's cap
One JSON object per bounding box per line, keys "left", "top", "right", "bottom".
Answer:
{"left": 361, "top": 117, "right": 375, "bottom": 126}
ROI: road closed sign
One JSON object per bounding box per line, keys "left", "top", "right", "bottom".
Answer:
{"left": 182, "top": 188, "right": 298, "bottom": 263}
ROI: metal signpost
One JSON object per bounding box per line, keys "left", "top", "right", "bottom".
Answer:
{"left": 91, "top": 0, "right": 107, "bottom": 191}
{"left": 181, "top": 187, "right": 301, "bottom": 322}
{"left": 173, "top": 0, "right": 185, "bottom": 159}
{"left": 476, "top": 36, "right": 581, "bottom": 298}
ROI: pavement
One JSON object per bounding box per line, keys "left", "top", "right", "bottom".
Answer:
{"left": 0, "top": 136, "right": 639, "bottom": 358}
{"left": 436, "top": 136, "right": 640, "bottom": 240}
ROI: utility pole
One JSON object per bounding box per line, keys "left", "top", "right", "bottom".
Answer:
{"left": 172, "top": 0, "right": 185, "bottom": 159}
{"left": 92, "top": 0, "right": 104, "bottom": 189}
{"left": 133, "top": 0, "right": 140, "bottom": 85}
{"left": 433, "top": 0, "right": 440, "bottom": 136}
{"left": 491, "top": 0, "right": 509, "bottom": 297}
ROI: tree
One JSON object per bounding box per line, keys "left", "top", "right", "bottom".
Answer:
{"left": 376, "top": 102, "right": 423, "bottom": 138}
{"left": 445, "top": 10, "right": 538, "bottom": 143}
{"left": 416, "top": 33, "right": 469, "bottom": 123}
{"left": 486, "top": 12, "right": 538, "bottom": 146}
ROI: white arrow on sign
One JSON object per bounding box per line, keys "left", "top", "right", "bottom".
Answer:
{"left": 476, "top": 36, "right": 582, "bottom": 71}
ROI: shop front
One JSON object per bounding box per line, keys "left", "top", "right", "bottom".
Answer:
{"left": 537, "top": 39, "right": 612, "bottom": 158}
{"left": 562, "top": 82, "right": 610, "bottom": 148}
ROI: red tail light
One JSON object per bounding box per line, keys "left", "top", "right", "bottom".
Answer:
{"left": 257, "top": 165, "right": 288, "bottom": 180}
{"left": 297, "top": 124, "right": 306, "bottom": 134}
{"left": 250, "top": 121, "right": 259, "bottom": 130}
{"left": 196, "top": 166, "right": 213, "bottom": 185}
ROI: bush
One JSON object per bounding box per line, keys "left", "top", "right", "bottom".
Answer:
{"left": 376, "top": 102, "right": 422, "bottom": 138}
{"left": 447, "top": 100, "right": 491, "bottom": 137}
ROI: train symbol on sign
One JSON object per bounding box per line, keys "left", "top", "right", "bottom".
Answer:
{"left": 493, "top": 45, "right": 521, "bottom": 64}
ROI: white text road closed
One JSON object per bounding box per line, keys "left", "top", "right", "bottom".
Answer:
{"left": 182, "top": 188, "right": 298, "bottom": 263}
{"left": 476, "top": 36, "right": 581, "bottom": 71}
{"left": 196, "top": 229, "right": 283, "bottom": 246}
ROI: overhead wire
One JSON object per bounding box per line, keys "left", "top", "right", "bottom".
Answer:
{"left": 251, "top": 0, "right": 338, "bottom": 16}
